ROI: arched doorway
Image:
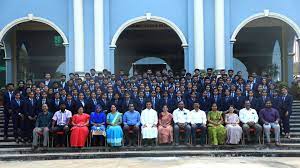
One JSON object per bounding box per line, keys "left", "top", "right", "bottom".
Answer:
{"left": 114, "top": 21, "right": 184, "bottom": 74}
{"left": 1, "top": 20, "right": 67, "bottom": 83}
{"left": 231, "top": 12, "right": 300, "bottom": 83}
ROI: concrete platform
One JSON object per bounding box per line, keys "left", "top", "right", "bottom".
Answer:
{"left": 1, "top": 145, "right": 300, "bottom": 161}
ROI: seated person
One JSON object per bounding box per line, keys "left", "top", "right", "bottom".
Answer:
{"left": 51, "top": 103, "right": 72, "bottom": 147}
{"left": 173, "top": 101, "right": 191, "bottom": 146}
{"left": 106, "top": 104, "right": 123, "bottom": 147}
{"left": 90, "top": 105, "right": 106, "bottom": 146}
{"left": 190, "top": 102, "right": 207, "bottom": 146}
{"left": 141, "top": 101, "right": 158, "bottom": 147}
{"left": 259, "top": 100, "right": 280, "bottom": 145}
{"left": 123, "top": 103, "right": 141, "bottom": 147}
{"left": 239, "top": 100, "right": 262, "bottom": 144}
{"left": 32, "top": 104, "right": 52, "bottom": 149}
{"left": 207, "top": 103, "right": 226, "bottom": 145}
{"left": 70, "top": 107, "right": 90, "bottom": 148}
{"left": 158, "top": 105, "right": 173, "bottom": 145}
{"left": 225, "top": 105, "right": 242, "bottom": 144}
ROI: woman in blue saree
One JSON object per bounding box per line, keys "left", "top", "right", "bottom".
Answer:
{"left": 106, "top": 104, "right": 123, "bottom": 147}
{"left": 90, "top": 105, "right": 106, "bottom": 146}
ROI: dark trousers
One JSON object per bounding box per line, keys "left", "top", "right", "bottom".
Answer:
{"left": 50, "top": 125, "right": 69, "bottom": 146}
{"left": 191, "top": 124, "right": 207, "bottom": 145}
{"left": 123, "top": 125, "right": 139, "bottom": 145}
{"left": 3, "top": 108, "right": 12, "bottom": 137}
{"left": 23, "top": 117, "right": 35, "bottom": 141}
{"left": 242, "top": 123, "right": 262, "bottom": 143}
{"left": 281, "top": 115, "right": 290, "bottom": 134}
{"left": 11, "top": 113, "right": 22, "bottom": 139}
{"left": 174, "top": 123, "right": 191, "bottom": 144}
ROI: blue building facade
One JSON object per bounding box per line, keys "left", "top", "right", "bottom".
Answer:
{"left": 0, "top": 0, "right": 300, "bottom": 86}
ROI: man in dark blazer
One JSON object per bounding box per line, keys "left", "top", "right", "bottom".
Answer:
{"left": 199, "top": 91, "right": 212, "bottom": 113}
{"left": 233, "top": 89, "right": 246, "bottom": 111}
{"left": 281, "top": 87, "right": 293, "bottom": 138}
{"left": 221, "top": 89, "right": 234, "bottom": 111}
{"left": 11, "top": 92, "right": 24, "bottom": 143}
{"left": 3, "top": 83, "right": 15, "bottom": 140}
{"left": 24, "top": 92, "right": 39, "bottom": 142}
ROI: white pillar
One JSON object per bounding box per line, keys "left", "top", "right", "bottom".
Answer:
{"left": 194, "top": 0, "right": 205, "bottom": 70}
{"left": 215, "top": 0, "right": 225, "bottom": 70}
{"left": 73, "top": 0, "right": 85, "bottom": 72}
{"left": 94, "top": 0, "right": 105, "bottom": 71}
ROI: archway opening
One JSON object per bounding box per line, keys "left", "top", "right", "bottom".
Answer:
{"left": 114, "top": 21, "right": 184, "bottom": 74}
{"left": 233, "top": 17, "right": 298, "bottom": 82}
{"left": 2, "top": 21, "right": 66, "bottom": 83}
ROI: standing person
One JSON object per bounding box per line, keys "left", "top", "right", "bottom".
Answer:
{"left": 207, "top": 103, "right": 226, "bottom": 145}
{"left": 281, "top": 87, "right": 293, "bottom": 139}
{"left": 158, "top": 105, "right": 173, "bottom": 145}
{"left": 123, "top": 103, "right": 141, "bottom": 147}
{"left": 24, "top": 92, "right": 39, "bottom": 143}
{"left": 51, "top": 103, "right": 72, "bottom": 147}
{"left": 239, "top": 100, "right": 262, "bottom": 144}
{"left": 190, "top": 103, "right": 207, "bottom": 146}
{"left": 173, "top": 101, "right": 191, "bottom": 146}
{"left": 260, "top": 100, "right": 280, "bottom": 145}
{"left": 11, "top": 92, "right": 24, "bottom": 143}
{"left": 32, "top": 104, "right": 52, "bottom": 150}
{"left": 106, "top": 104, "right": 123, "bottom": 147}
{"left": 225, "top": 105, "right": 242, "bottom": 145}
{"left": 141, "top": 101, "right": 158, "bottom": 147}
{"left": 90, "top": 105, "right": 106, "bottom": 146}
{"left": 70, "top": 107, "right": 90, "bottom": 148}
{"left": 3, "top": 83, "right": 15, "bottom": 140}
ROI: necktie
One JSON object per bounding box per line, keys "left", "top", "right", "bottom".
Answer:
{"left": 31, "top": 99, "right": 33, "bottom": 106}
{"left": 17, "top": 100, "right": 20, "bottom": 106}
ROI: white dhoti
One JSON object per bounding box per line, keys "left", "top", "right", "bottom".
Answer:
{"left": 141, "top": 108, "right": 158, "bottom": 139}
{"left": 142, "top": 126, "right": 158, "bottom": 139}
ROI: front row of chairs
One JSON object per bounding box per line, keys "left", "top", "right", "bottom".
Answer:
{"left": 36, "top": 128, "right": 279, "bottom": 148}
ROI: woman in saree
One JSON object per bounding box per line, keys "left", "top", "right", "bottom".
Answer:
{"left": 90, "top": 105, "right": 106, "bottom": 146}
{"left": 225, "top": 105, "right": 242, "bottom": 144}
{"left": 106, "top": 104, "right": 123, "bottom": 147}
{"left": 207, "top": 103, "right": 226, "bottom": 145}
{"left": 70, "top": 107, "right": 90, "bottom": 147}
{"left": 158, "top": 105, "right": 173, "bottom": 144}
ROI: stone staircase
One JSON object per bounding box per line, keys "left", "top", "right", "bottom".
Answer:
{"left": 287, "top": 100, "right": 300, "bottom": 143}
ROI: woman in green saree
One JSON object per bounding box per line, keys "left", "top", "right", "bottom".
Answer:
{"left": 207, "top": 103, "right": 226, "bottom": 145}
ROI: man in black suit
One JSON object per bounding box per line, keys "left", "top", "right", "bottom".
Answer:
{"left": 233, "top": 89, "right": 246, "bottom": 111}
{"left": 24, "top": 92, "right": 39, "bottom": 142}
{"left": 11, "top": 92, "right": 24, "bottom": 143}
{"left": 3, "top": 83, "right": 15, "bottom": 140}
{"left": 281, "top": 87, "right": 293, "bottom": 138}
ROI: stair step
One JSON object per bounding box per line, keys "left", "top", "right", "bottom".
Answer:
{"left": 290, "top": 123, "right": 300, "bottom": 126}
{"left": 291, "top": 116, "right": 300, "bottom": 119}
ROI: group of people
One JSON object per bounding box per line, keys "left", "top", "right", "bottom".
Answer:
{"left": 1, "top": 68, "right": 293, "bottom": 149}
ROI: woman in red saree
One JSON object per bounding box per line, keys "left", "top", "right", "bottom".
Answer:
{"left": 158, "top": 105, "right": 173, "bottom": 144}
{"left": 70, "top": 107, "right": 90, "bottom": 147}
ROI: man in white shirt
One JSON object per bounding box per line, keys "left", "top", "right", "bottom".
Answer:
{"left": 173, "top": 101, "right": 191, "bottom": 146}
{"left": 190, "top": 102, "right": 207, "bottom": 146}
{"left": 50, "top": 103, "right": 72, "bottom": 147}
{"left": 239, "top": 100, "right": 262, "bottom": 143}
{"left": 141, "top": 101, "right": 158, "bottom": 147}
